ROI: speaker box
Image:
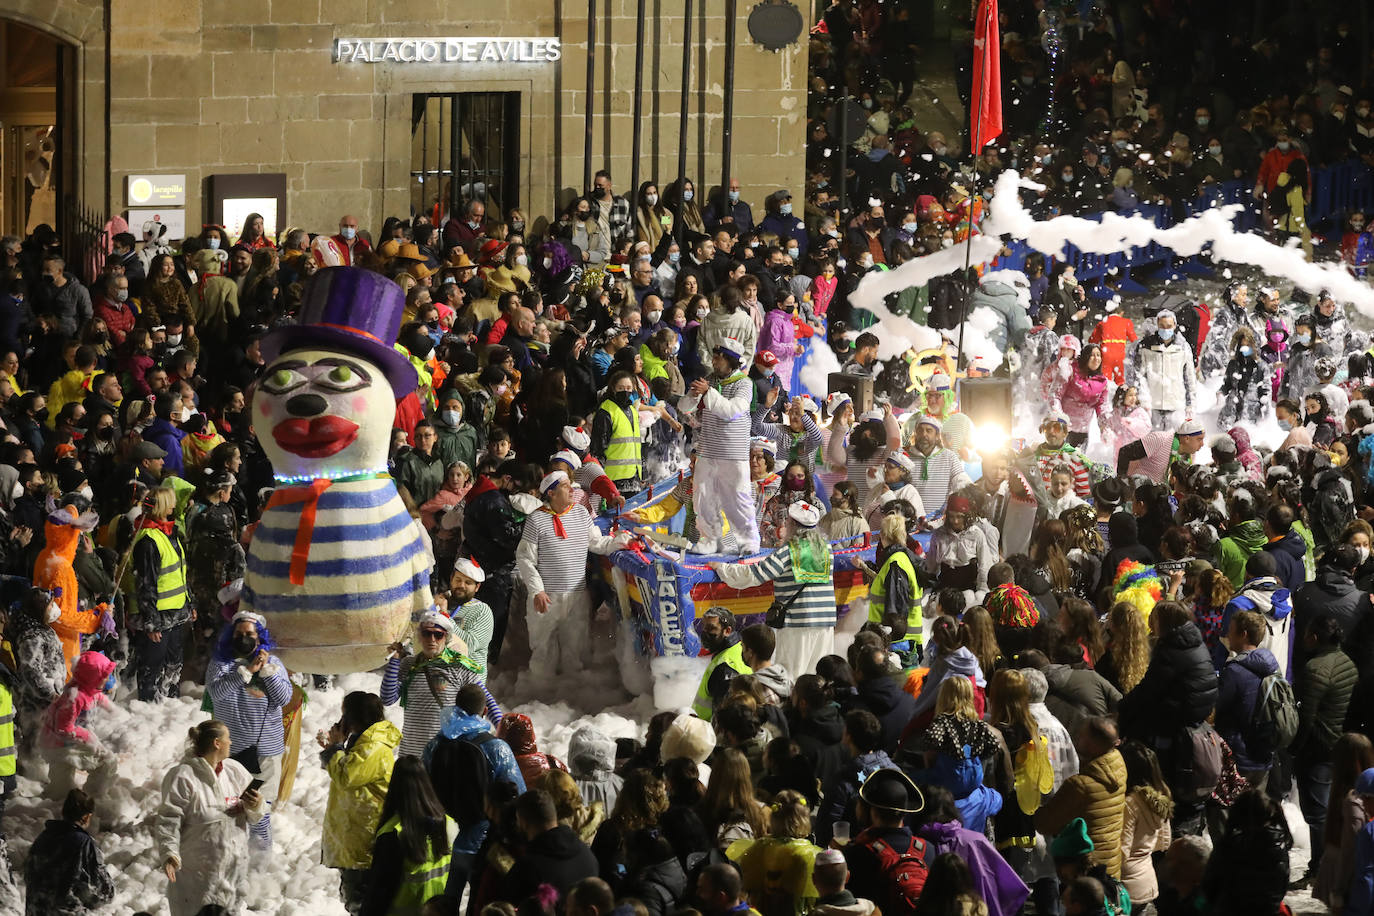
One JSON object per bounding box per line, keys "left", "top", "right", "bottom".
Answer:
{"left": 958, "top": 376, "right": 1014, "bottom": 430}
{"left": 828, "top": 373, "right": 874, "bottom": 414}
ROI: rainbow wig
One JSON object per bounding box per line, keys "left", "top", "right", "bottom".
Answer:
{"left": 1112, "top": 559, "right": 1163, "bottom": 625}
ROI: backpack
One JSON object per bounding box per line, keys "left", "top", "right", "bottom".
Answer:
{"left": 1249, "top": 672, "right": 1300, "bottom": 756}
{"left": 1269, "top": 181, "right": 1292, "bottom": 217}
{"left": 926, "top": 273, "right": 971, "bottom": 330}
{"left": 1173, "top": 722, "right": 1224, "bottom": 801}
{"left": 428, "top": 730, "right": 496, "bottom": 828}
{"left": 851, "top": 829, "right": 928, "bottom": 916}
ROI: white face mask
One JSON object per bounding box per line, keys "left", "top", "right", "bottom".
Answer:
{"left": 340, "top": 226, "right": 357, "bottom": 240}
{"left": 682, "top": 190, "right": 694, "bottom": 202}
{"left": 207, "top": 237, "right": 221, "bottom": 250}
{"left": 1359, "top": 545, "right": 1371, "bottom": 564}
{"left": 442, "top": 409, "right": 462, "bottom": 427}
{"left": 543, "top": 257, "right": 553, "bottom": 270}
{"left": 79, "top": 485, "right": 94, "bottom": 500}
{"left": 646, "top": 311, "right": 662, "bottom": 324}
{"left": 645, "top": 193, "right": 659, "bottom": 206}
{"left": 9, "top": 480, "right": 21, "bottom": 501}
{"left": 166, "top": 333, "right": 183, "bottom": 346}
{"left": 696, "top": 306, "right": 710, "bottom": 320}
{"left": 116, "top": 290, "right": 129, "bottom": 303}
{"left": 515, "top": 255, "right": 528, "bottom": 267}
{"left": 47, "top": 602, "right": 61, "bottom": 623}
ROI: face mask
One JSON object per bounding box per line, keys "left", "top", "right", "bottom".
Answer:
{"left": 116, "top": 290, "right": 129, "bottom": 303}
{"left": 1294, "top": 333, "right": 1311, "bottom": 345}
{"left": 542, "top": 257, "right": 553, "bottom": 270}
{"left": 682, "top": 190, "right": 694, "bottom": 202}
{"left": 784, "top": 477, "right": 807, "bottom": 492}
{"left": 1158, "top": 327, "right": 1175, "bottom": 340}
{"left": 207, "top": 237, "right": 221, "bottom": 250}
{"left": 859, "top": 258, "right": 873, "bottom": 269}
{"left": 673, "top": 316, "right": 686, "bottom": 328}
{"left": 934, "top": 145, "right": 948, "bottom": 155}
{"left": 232, "top": 635, "right": 258, "bottom": 657}
{"left": 167, "top": 333, "right": 182, "bottom": 346}
{"left": 760, "top": 368, "right": 775, "bottom": 379}
{"left": 1062, "top": 173, "right": 1075, "bottom": 182}
{"left": 495, "top": 383, "right": 509, "bottom": 396}
{"left": 903, "top": 222, "right": 918, "bottom": 233}
{"left": 861, "top": 98, "right": 874, "bottom": 109}
{"left": 442, "top": 409, "right": 461, "bottom": 427}
{"left": 1209, "top": 145, "right": 1222, "bottom": 156}
{"left": 96, "top": 425, "right": 115, "bottom": 440}
{"left": 696, "top": 306, "right": 709, "bottom": 319}
{"left": 1354, "top": 222, "right": 1367, "bottom": 231}
{"left": 780, "top": 203, "right": 793, "bottom": 216}
{"left": 787, "top": 247, "right": 800, "bottom": 259}
{"left": 1197, "top": 116, "right": 1210, "bottom": 127}
{"left": 941, "top": 238, "right": 954, "bottom": 248}
{"left": 1359, "top": 546, "right": 1370, "bottom": 564}
{"left": 47, "top": 602, "right": 61, "bottom": 623}
{"left": 1278, "top": 418, "right": 1292, "bottom": 430}
{"left": 1239, "top": 345, "right": 1253, "bottom": 357}
{"left": 613, "top": 390, "right": 633, "bottom": 408}
{"left": 669, "top": 251, "right": 681, "bottom": 263}
{"left": 645, "top": 193, "right": 658, "bottom": 206}
{"left": 1277, "top": 141, "right": 1291, "bottom": 151}
{"left": 79, "top": 484, "right": 93, "bottom": 500}
{"left": 511, "top": 220, "right": 525, "bottom": 231}
{"left": 9, "top": 480, "right": 20, "bottom": 501}
{"left": 341, "top": 227, "right": 356, "bottom": 240}
{"left": 728, "top": 190, "right": 740, "bottom": 203}
{"left": 646, "top": 311, "right": 662, "bottom": 324}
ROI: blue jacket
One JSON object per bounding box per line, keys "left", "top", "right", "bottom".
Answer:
{"left": 142, "top": 417, "right": 186, "bottom": 477}
{"left": 1263, "top": 530, "right": 1308, "bottom": 593}
{"left": 816, "top": 749, "right": 894, "bottom": 846}
{"left": 1216, "top": 648, "right": 1280, "bottom": 770}
{"left": 426, "top": 711, "right": 526, "bottom": 855}
{"left": 1348, "top": 819, "right": 1374, "bottom": 916}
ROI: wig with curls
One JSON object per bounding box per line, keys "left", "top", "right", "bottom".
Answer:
{"left": 1111, "top": 560, "right": 1162, "bottom": 625}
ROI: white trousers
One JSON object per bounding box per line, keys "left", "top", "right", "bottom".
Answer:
{"left": 527, "top": 587, "right": 592, "bottom": 676}
{"left": 694, "top": 455, "right": 757, "bottom": 551}
{"left": 773, "top": 626, "right": 835, "bottom": 680}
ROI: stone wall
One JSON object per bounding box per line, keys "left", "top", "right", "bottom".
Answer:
{"left": 41, "top": 0, "right": 807, "bottom": 238}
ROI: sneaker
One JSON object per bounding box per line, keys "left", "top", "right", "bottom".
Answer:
{"left": 690, "top": 538, "right": 719, "bottom": 555}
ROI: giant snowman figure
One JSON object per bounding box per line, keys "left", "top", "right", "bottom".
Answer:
{"left": 242, "top": 267, "right": 434, "bottom": 673}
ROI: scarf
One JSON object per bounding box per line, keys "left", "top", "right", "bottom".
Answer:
{"left": 138, "top": 517, "right": 175, "bottom": 536}
{"left": 400, "top": 648, "right": 481, "bottom": 707}
{"left": 265, "top": 472, "right": 389, "bottom": 585}
{"left": 540, "top": 504, "right": 572, "bottom": 538}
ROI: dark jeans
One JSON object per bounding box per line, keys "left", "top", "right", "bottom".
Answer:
{"left": 134, "top": 623, "right": 187, "bottom": 702}
{"left": 445, "top": 850, "right": 476, "bottom": 900}
{"left": 478, "top": 570, "right": 514, "bottom": 664}
{"left": 1297, "top": 755, "right": 1334, "bottom": 869}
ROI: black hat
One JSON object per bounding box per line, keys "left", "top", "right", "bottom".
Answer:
{"left": 858, "top": 768, "right": 925, "bottom": 814}
{"left": 1092, "top": 477, "right": 1126, "bottom": 509}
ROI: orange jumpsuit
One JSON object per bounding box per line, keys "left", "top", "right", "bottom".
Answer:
{"left": 1090, "top": 314, "right": 1138, "bottom": 385}
{"left": 34, "top": 507, "right": 100, "bottom": 673}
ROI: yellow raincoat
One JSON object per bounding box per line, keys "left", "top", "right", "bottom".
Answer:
{"left": 322, "top": 719, "right": 402, "bottom": 869}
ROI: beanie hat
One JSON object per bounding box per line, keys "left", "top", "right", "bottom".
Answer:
{"left": 1050, "top": 818, "right": 1095, "bottom": 859}
{"left": 987, "top": 583, "right": 1040, "bottom": 629}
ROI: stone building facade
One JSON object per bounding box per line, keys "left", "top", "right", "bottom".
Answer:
{"left": 13, "top": 0, "right": 808, "bottom": 242}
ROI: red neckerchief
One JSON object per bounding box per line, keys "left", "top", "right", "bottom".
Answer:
{"left": 540, "top": 504, "right": 571, "bottom": 538}
{"left": 465, "top": 475, "right": 499, "bottom": 504}
{"left": 265, "top": 479, "right": 334, "bottom": 585}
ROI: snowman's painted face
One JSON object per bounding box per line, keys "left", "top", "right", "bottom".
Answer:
{"left": 254, "top": 347, "right": 396, "bottom": 478}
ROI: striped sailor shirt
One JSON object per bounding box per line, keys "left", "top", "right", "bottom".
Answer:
{"left": 515, "top": 503, "right": 622, "bottom": 595}
{"left": 681, "top": 372, "right": 753, "bottom": 460}
{"left": 715, "top": 534, "right": 838, "bottom": 629}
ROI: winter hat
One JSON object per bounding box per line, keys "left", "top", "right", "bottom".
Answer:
{"left": 826, "top": 392, "right": 852, "bottom": 417}
{"left": 131, "top": 440, "right": 167, "bottom": 461}
{"left": 452, "top": 558, "right": 486, "bottom": 584}
{"left": 1356, "top": 767, "right": 1374, "bottom": 797}
{"left": 1059, "top": 334, "right": 1082, "bottom": 354}
{"left": 987, "top": 583, "right": 1040, "bottom": 629}
{"left": 787, "top": 500, "right": 822, "bottom": 529}
{"left": 1050, "top": 818, "right": 1095, "bottom": 859}
{"left": 660, "top": 713, "right": 716, "bottom": 765}
{"left": 57, "top": 464, "right": 88, "bottom": 494}
{"left": 942, "top": 413, "right": 973, "bottom": 450}
{"left": 562, "top": 425, "right": 592, "bottom": 453}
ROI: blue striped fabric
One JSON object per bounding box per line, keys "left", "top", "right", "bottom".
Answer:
{"left": 246, "top": 539, "right": 431, "bottom": 579}
{"left": 250, "top": 509, "right": 419, "bottom": 547}
{"left": 244, "top": 568, "right": 430, "bottom": 614}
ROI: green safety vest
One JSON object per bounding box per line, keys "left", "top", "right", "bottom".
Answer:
{"left": 377, "top": 813, "right": 459, "bottom": 915}
{"left": 0, "top": 682, "right": 13, "bottom": 778}
{"left": 128, "top": 527, "right": 188, "bottom": 614}
{"left": 598, "top": 398, "right": 643, "bottom": 483}
{"left": 868, "top": 548, "right": 923, "bottom": 636}
{"left": 692, "top": 641, "right": 752, "bottom": 720}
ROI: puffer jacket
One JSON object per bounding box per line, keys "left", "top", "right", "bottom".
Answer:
{"left": 789, "top": 702, "right": 849, "bottom": 787}
{"left": 1217, "top": 519, "right": 1267, "bottom": 588}
{"left": 1120, "top": 786, "right": 1172, "bottom": 905}
{"left": 1035, "top": 747, "right": 1128, "bottom": 878}
{"left": 569, "top": 727, "right": 623, "bottom": 813}
{"left": 1294, "top": 645, "right": 1357, "bottom": 757}
{"left": 1126, "top": 332, "right": 1196, "bottom": 414}
{"left": 497, "top": 713, "right": 568, "bottom": 789}
{"left": 855, "top": 675, "right": 917, "bottom": 753}
{"left": 1040, "top": 664, "right": 1123, "bottom": 737}
{"left": 322, "top": 719, "right": 401, "bottom": 869}
{"left": 1263, "top": 529, "right": 1309, "bottom": 594}
{"left": 1057, "top": 366, "right": 1110, "bottom": 435}
{"left": 1216, "top": 648, "right": 1280, "bottom": 770}
{"left": 1294, "top": 568, "right": 1368, "bottom": 641}
{"left": 41, "top": 652, "right": 115, "bottom": 748}
{"left": 1119, "top": 621, "right": 1217, "bottom": 742}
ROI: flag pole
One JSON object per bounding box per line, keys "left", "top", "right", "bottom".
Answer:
{"left": 956, "top": 0, "right": 993, "bottom": 373}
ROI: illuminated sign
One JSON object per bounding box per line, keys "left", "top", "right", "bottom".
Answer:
{"left": 126, "top": 174, "right": 186, "bottom": 207}
{"left": 334, "top": 37, "right": 561, "bottom": 64}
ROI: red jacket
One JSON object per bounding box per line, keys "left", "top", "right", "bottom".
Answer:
{"left": 1255, "top": 147, "right": 1307, "bottom": 193}
{"left": 1089, "top": 314, "right": 1137, "bottom": 385}
{"left": 92, "top": 295, "right": 137, "bottom": 347}
{"left": 330, "top": 234, "right": 372, "bottom": 266}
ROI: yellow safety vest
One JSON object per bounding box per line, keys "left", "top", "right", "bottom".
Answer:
{"left": 127, "top": 527, "right": 188, "bottom": 614}
{"left": 692, "top": 641, "right": 752, "bottom": 720}
{"left": 868, "top": 548, "right": 923, "bottom": 636}
{"left": 598, "top": 398, "right": 642, "bottom": 483}
{"left": 0, "top": 682, "right": 13, "bottom": 778}
{"left": 377, "top": 814, "right": 460, "bottom": 914}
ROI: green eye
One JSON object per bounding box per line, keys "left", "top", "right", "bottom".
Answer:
{"left": 317, "top": 362, "right": 369, "bottom": 392}
{"left": 272, "top": 369, "right": 293, "bottom": 387}
{"left": 263, "top": 367, "right": 307, "bottom": 394}
{"left": 330, "top": 365, "right": 352, "bottom": 383}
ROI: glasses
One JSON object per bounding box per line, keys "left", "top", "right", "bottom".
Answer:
{"left": 419, "top": 629, "right": 446, "bottom": 640}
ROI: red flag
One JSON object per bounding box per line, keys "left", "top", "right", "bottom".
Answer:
{"left": 971, "top": 0, "right": 1003, "bottom": 150}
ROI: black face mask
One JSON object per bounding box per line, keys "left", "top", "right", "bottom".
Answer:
{"left": 612, "top": 390, "right": 633, "bottom": 409}
{"left": 96, "top": 425, "right": 115, "bottom": 441}
{"left": 232, "top": 635, "right": 258, "bottom": 657}
{"left": 33, "top": 407, "right": 47, "bottom": 422}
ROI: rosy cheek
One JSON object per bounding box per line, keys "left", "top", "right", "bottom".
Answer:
{"left": 351, "top": 395, "right": 369, "bottom": 414}
{"left": 258, "top": 400, "right": 271, "bottom": 416}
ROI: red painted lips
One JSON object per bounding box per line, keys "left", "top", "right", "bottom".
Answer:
{"left": 272, "top": 417, "right": 360, "bottom": 458}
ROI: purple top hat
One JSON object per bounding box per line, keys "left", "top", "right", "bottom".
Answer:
{"left": 259, "top": 267, "right": 419, "bottom": 395}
